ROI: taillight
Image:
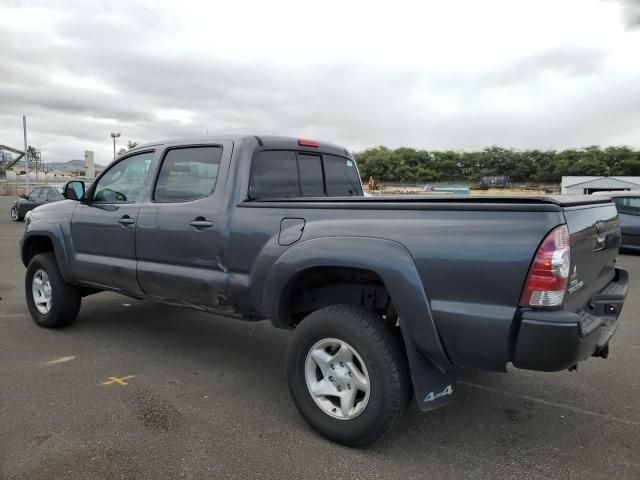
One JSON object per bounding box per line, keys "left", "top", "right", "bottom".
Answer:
{"left": 520, "top": 225, "right": 571, "bottom": 307}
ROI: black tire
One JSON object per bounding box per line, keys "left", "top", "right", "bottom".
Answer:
{"left": 10, "top": 206, "right": 22, "bottom": 222}
{"left": 286, "top": 304, "right": 411, "bottom": 446}
{"left": 25, "top": 252, "right": 81, "bottom": 328}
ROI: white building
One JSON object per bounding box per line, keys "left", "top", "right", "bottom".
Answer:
{"left": 84, "top": 150, "right": 95, "bottom": 178}
{"left": 561, "top": 176, "right": 640, "bottom": 194}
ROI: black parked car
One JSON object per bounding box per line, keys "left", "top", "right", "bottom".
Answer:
{"left": 593, "top": 191, "right": 640, "bottom": 252}
{"left": 10, "top": 186, "right": 64, "bottom": 221}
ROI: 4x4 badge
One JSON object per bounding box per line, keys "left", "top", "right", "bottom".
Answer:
{"left": 424, "top": 385, "right": 453, "bottom": 402}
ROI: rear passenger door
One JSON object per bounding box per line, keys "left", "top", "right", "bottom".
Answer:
{"left": 135, "top": 142, "right": 233, "bottom": 309}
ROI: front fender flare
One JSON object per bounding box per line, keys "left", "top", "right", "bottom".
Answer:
{"left": 21, "top": 222, "right": 74, "bottom": 284}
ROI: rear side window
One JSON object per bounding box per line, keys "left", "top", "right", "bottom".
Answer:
{"left": 323, "top": 154, "right": 362, "bottom": 196}
{"left": 47, "top": 188, "right": 61, "bottom": 200}
{"left": 250, "top": 151, "right": 300, "bottom": 198}
{"left": 154, "top": 146, "right": 222, "bottom": 202}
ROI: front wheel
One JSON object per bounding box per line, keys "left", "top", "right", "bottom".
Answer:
{"left": 286, "top": 304, "right": 411, "bottom": 446}
{"left": 25, "top": 252, "right": 81, "bottom": 328}
{"left": 10, "top": 206, "right": 22, "bottom": 221}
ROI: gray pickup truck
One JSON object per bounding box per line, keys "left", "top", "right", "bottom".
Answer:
{"left": 21, "top": 135, "right": 628, "bottom": 446}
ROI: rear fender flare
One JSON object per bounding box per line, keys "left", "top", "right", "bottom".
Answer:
{"left": 261, "top": 236, "right": 455, "bottom": 408}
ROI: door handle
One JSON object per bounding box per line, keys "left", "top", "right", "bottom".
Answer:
{"left": 189, "top": 218, "right": 213, "bottom": 228}
{"left": 118, "top": 215, "right": 135, "bottom": 226}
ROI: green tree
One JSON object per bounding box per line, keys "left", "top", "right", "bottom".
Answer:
{"left": 353, "top": 145, "right": 640, "bottom": 184}
{"left": 117, "top": 141, "right": 139, "bottom": 158}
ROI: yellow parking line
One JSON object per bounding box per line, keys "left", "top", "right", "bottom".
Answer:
{"left": 102, "top": 375, "right": 136, "bottom": 386}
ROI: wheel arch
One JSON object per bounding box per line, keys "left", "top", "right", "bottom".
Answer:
{"left": 22, "top": 227, "right": 74, "bottom": 283}
{"left": 262, "top": 236, "right": 452, "bottom": 372}
{"left": 278, "top": 265, "right": 391, "bottom": 327}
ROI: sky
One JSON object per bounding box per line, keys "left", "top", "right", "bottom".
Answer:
{"left": 1, "top": 0, "right": 640, "bottom": 164}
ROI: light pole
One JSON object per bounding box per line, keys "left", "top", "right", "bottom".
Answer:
{"left": 110, "top": 132, "right": 121, "bottom": 160}
{"left": 23, "top": 116, "right": 29, "bottom": 193}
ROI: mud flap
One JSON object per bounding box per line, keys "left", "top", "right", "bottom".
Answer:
{"left": 400, "top": 327, "right": 456, "bottom": 411}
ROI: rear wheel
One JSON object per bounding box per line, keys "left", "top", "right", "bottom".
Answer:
{"left": 25, "top": 252, "right": 81, "bottom": 328}
{"left": 10, "top": 206, "right": 21, "bottom": 221}
{"left": 286, "top": 304, "right": 410, "bottom": 446}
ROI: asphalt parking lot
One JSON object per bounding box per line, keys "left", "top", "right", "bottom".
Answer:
{"left": 0, "top": 196, "right": 639, "bottom": 480}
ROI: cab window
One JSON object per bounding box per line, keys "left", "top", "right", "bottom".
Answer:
{"left": 249, "top": 150, "right": 362, "bottom": 199}
{"left": 154, "top": 146, "right": 222, "bottom": 202}
{"left": 250, "top": 151, "right": 300, "bottom": 198}
{"left": 93, "top": 151, "right": 153, "bottom": 203}
{"left": 298, "top": 154, "right": 324, "bottom": 196}
{"left": 323, "top": 154, "right": 362, "bottom": 196}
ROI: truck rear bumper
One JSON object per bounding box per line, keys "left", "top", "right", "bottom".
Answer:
{"left": 512, "top": 268, "right": 628, "bottom": 372}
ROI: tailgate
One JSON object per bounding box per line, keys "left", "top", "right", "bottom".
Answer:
{"left": 562, "top": 202, "right": 621, "bottom": 313}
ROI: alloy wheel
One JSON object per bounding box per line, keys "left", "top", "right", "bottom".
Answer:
{"left": 304, "top": 338, "right": 371, "bottom": 420}
{"left": 32, "top": 269, "right": 53, "bottom": 314}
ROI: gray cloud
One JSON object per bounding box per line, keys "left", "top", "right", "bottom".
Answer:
{"left": 615, "top": 0, "right": 640, "bottom": 29}
{"left": 487, "top": 46, "right": 607, "bottom": 86}
{"left": 1, "top": 1, "right": 639, "bottom": 164}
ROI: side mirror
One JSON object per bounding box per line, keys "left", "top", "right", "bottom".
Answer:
{"left": 63, "top": 180, "right": 85, "bottom": 201}
{"left": 19, "top": 194, "right": 27, "bottom": 199}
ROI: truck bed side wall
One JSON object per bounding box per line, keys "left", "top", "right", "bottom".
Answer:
{"left": 226, "top": 200, "right": 565, "bottom": 371}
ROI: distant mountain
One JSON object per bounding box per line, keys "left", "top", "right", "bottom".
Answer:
{"left": 45, "top": 159, "right": 106, "bottom": 173}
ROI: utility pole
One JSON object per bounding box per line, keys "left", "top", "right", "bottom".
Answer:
{"left": 23, "top": 115, "right": 29, "bottom": 193}
{"left": 110, "top": 132, "right": 121, "bottom": 160}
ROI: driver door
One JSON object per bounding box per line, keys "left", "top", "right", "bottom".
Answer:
{"left": 70, "top": 151, "right": 154, "bottom": 294}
